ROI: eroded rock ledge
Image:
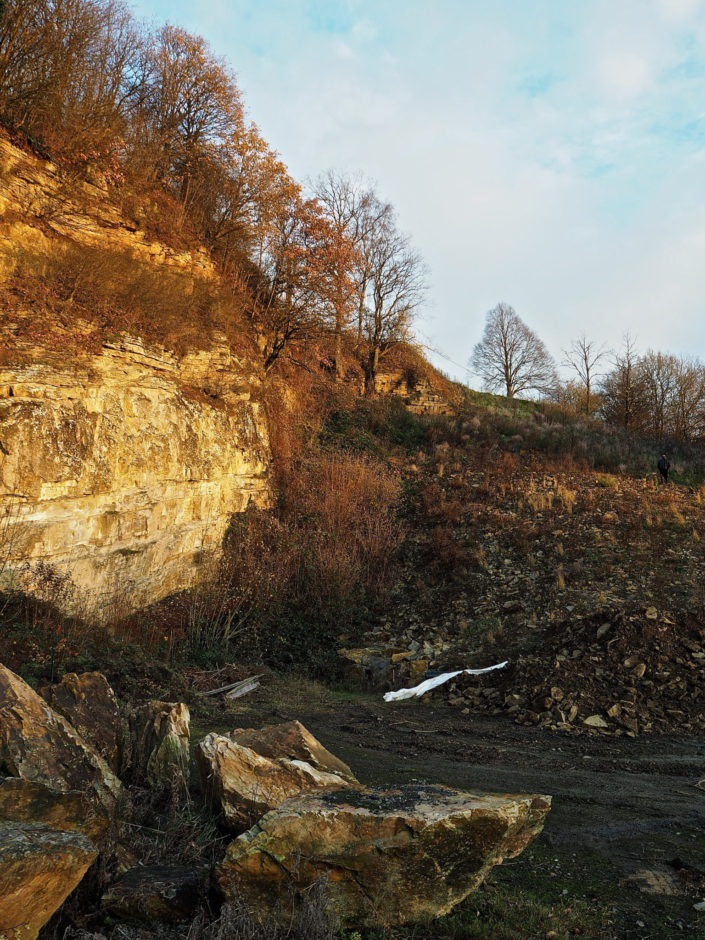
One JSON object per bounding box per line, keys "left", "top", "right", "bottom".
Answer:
{"left": 0, "top": 328, "right": 270, "bottom": 612}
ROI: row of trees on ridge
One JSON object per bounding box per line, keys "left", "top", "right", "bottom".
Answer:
{"left": 471, "top": 303, "right": 705, "bottom": 444}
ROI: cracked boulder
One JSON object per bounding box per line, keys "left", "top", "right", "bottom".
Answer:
{"left": 197, "top": 721, "right": 355, "bottom": 832}
{"left": 0, "top": 664, "right": 122, "bottom": 822}
{"left": 39, "top": 672, "right": 123, "bottom": 773}
{"left": 0, "top": 778, "right": 108, "bottom": 846}
{"left": 0, "top": 821, "right": 98, "bottom": 940}
{"left": 227, "top": 720, "right": 357, "bottom": 783}
{"left": 129, "top": 701, "right": 190, "bottom": 792}
{"left": 216, "top": 783, "right": 551, "bottom": 927}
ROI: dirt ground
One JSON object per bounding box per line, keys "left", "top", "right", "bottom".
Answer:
{"left": 216, "top": 683, "right": 705, "bottom": 939}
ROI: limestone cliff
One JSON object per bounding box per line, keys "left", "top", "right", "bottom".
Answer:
{"left": 0, "top": 136, "right": 270, "bottom": 613}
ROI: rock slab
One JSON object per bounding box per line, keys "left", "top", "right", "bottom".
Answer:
{"left": 0, "top": 821, "right": 98, "bottom": 940}
{"left": 0, "top": 664, "right": 122, "bottom": 819}
{"left": 39, "top": 672, "right": 123, "bottom": 773}
{"left": 197, "top": 721, "right": 354, "bottom": 832}
{"left": 216, "top": 783, "right": 551, "bottom": 927}
{"left": 0, "top": 778, "right": 106, "bottom": 845}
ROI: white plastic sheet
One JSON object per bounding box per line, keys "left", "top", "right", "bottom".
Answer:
{"left": 383, "top": 661, "right": 509, "bottom": 702}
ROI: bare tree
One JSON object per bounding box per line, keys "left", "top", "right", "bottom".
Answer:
{"left": 314, "top": 171, "right": 390, "bottom": 379}
{"left": 600, "top": 333, "right": 644, "bottom": 432}
{"left": 470, "top": 303, "right": 557, "bottom": 399}
{"left": 562, "top": 334, "right": 609, "bottom": 416}
{"left": 360, "top": 210, "right": 426, "bottom": 395}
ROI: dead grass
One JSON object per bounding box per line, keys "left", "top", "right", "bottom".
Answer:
{"left": 3, "top": 239, "right": 255, "bottom": 357}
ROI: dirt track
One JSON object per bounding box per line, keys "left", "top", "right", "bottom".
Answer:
{"left": 231, "top": 689, "right": 705, "bottom": 938}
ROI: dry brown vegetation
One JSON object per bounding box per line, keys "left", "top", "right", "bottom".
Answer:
{"left": 4, "top": 240, "right": 255, "bottom": 356}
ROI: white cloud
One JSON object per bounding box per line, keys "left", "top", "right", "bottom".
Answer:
{"left": 596, "top": 52, "right": 654, "bottom": 98}
{"left": 656, "top": 0, "right": 705, "bottom": 24}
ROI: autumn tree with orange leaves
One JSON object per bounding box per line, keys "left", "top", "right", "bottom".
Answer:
{"left": 0, "top": 0, "right": 426, "bottom": 380}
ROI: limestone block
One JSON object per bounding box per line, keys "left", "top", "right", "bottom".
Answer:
{"left": 216, "top": 783, "right": 551, "bottom": 927}
{"left": 129, "top": 701, "right": 190, "bottom": 791}
{"left": 197, "top": 725, "right": 353, "bottom": 832}
{"left": 39, "top": 672, "right": 122, "bottom": 772}
{"left": 0, "top": 664, "right": 122, "bottom": 820}
{"left": 0, "top": 822, "right": 98, "bottom": 940}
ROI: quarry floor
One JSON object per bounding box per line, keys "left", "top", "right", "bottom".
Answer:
{"left": 209, "top": 682, "right": 705, "bottom": 939}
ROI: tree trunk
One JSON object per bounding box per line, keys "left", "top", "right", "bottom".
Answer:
{"left": 364, "top": 345, "right": 379, "bottom": 396}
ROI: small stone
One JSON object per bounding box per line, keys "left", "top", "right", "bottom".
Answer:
{"left": 583, "top": 715, "right": 608, "bottom": 728}
{"left": 596, "top": 623, "right": 611, "bottom": 639}
{"left": 631, "top": 663, "right": 647, "bottom": 679}
{"left": 391, "top": 651, "right": 415, "bottom": 663}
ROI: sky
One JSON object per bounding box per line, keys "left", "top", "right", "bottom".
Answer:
{"left": 129, "top": 0, "right": 705, "bottom": 383}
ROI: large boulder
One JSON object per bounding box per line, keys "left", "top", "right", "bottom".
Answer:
{"left": 197, "top": 722, "right": 354, "bottom": 832}
{"left": 0, "top": 778, "right": 107, "bottom": 845}
{"left": 228, "top": 720, "right": 357, "bottom": 783}
{"left": 0, "top": 664, "right": 122, "bottom": 819}
{"left": 0, "top": 821, "right": 98, "bottom": 940}
{"left": 216, "top": 783, "right": 551, "bottom": 927}
{"left": 129, "top": 701, "right": 190, "bottom": 792}
{"left": 39, "top": 672, "right": 123, "bottom": 773}
{"left": 101, "top": 865, "right": 202, "bottom": 923}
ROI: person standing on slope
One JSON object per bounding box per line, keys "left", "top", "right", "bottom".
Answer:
{"left": 657, "top": 454, "right": 670, "bottom": 484}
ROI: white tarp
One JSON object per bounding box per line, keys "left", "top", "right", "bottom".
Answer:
{"left": 383, "top": 661, "right": 509, "bottom": 702}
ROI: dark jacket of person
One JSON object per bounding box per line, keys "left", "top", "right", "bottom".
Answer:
{"left": 658, "top": 456, "right": 670, "bottom": 474}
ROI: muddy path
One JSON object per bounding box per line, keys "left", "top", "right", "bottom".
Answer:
{"left": 226, "top": 687, "right": 705, "bottom": 938}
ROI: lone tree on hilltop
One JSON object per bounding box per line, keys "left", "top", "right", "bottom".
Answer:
{"left": 470, "top": 303, "right": 557, "bottom": 398}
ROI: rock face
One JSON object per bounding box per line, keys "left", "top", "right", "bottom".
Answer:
{"left": 101, "top": 865, "right": 202, "bottom": 924}
{"left": 0, "top": 138, "right": 271, "bottom": 615}
{"left": 197, "top": 722, "right": 354, "bottom": 832}
{"left": 129, "top": 701, "right": 190, "bottom": 791}
{"left": 0, "top": 664, "right": 122, "bottom": 820}
{"left": 39, "top": 672, "right": 123, "bottom": 773}
{"left": 216, "top": 784, "right": 550, "bottom": 927}
{"left": 0, "top": 821, "right": 98, "bottom": 940}
{"left": 0, "top": 330, "right": 271, "bottom": 614}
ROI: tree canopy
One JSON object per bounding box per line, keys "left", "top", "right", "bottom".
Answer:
{"left": 470, "top": 303, "right": 557, "bottom": 399}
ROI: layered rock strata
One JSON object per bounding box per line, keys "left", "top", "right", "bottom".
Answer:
{"left": 0, "top": 134, "right": 271, "bottom": 613}
{"left": 0, "top": 329, "right": 270, "bottom": 611}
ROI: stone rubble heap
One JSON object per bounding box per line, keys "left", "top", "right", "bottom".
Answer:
{"left": 345, "top": 606, "right": 705, "bottom": 736}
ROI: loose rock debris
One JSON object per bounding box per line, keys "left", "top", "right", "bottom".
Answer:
{"left": 348, "top": 606, "right": 705, "bottom": 735}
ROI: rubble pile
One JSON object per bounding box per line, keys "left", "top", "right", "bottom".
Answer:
{"left": 371, "top": 607, "right": 705, "bottom": 736}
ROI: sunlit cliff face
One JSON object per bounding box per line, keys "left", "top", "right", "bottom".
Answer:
{"left": 0, "top": 139, "right": 271, "bottom": 615}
